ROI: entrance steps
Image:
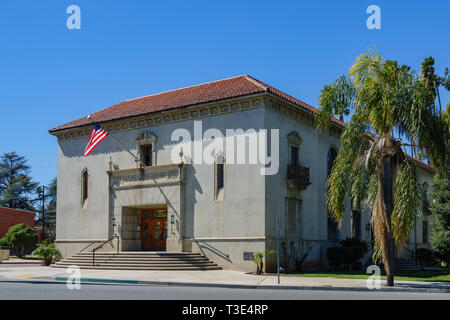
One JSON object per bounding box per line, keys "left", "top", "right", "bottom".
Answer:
{"left": 393, "top": 258, "right": 423, "bottom": 271}
{"left": 52, "top": 252, "right": 221, "bottom": 271}
{"left": 379, "top": 258, "right": 423, "bottom": 271}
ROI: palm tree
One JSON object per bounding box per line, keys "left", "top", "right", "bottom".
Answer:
{"left": 315, "top": 50, "right": 447, "bottom": 286}
{"left": 32, "top": 240, "right": 61, "bottom": 266}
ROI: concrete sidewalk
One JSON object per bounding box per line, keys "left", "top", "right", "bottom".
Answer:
{"left": 0, "top": 258, "right": 41, "bottom": 265}
{"left": 0, "top": 265, "right": 448, "bottom": 293}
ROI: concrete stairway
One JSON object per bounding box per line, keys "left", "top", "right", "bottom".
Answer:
{"left": 52, "top": 252, "right": 221, "bottom": 271}
{"left": 393, "top": 258, "right": 423, "bottom": 271}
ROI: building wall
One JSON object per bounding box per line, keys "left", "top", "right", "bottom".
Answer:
{"left": 0, "top": 207, "right": 36, "bottom": 238}
{"left": 263, "top": 102, "right": 353, "bottom": 272}
{"left": 55, "top": 104, "right": 267, "bottom": 271}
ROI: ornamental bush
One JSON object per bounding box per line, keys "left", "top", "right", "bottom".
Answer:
{"left": 327, "top": 238, "right": 369, "bottom": 270}
{"left": 415, "top": 248, "right": 437, "bottom": 266}
{"left": 4, "top": 224, "right": 38, "bottom": 258}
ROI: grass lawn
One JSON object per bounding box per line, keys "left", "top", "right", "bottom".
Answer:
{"left": 284, "top": 268, "right": 450, "bottom": 283}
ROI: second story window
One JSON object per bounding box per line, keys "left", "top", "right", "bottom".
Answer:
{"left": 327, "top": 147, "right": 339, "bottom": 241}
{"left": 287, "top": 131, "right": 303, "bottom": 167}
{"left": 290, "top": 146, "right": 299, "bottom": 166}
{"left": 216, "top": 154, "right": 225, "bottom": 200}
{"left": 327, "top": 147, "right": 338, "bottom": 176}
{"left": 82, "top": 169, "right": 88, "bottom": 205}
{"left": 135, "top": 131, "right": 158, "bottom": 167}
{"left": 141, "top": 144, "right": 153, "bottom": 166}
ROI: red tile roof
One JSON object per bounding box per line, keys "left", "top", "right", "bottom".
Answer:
{"left": 405, "top": 154, "right": 436, "bottom": 173}
{"left": 49, "top": 75, "right": 344, "bottom": 133}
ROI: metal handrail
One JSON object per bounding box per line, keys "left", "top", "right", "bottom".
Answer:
{"left": 92, "top": 235, "right": 119, "bottom": 266}
{"left": 79, "top": 241, "right": 103, "bottom": 253}
{"left": 287, "top": 165, "right": 310, "bottom": 184}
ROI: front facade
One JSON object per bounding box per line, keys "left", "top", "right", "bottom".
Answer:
{"left": 50, "top": 75, "right": 436, "bottom": 272}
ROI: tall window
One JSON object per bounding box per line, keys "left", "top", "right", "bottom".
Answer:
{"left": 327, "top": 147, "right": 339, "bottom": 240}
{"left": 351, "top": 210, "right": 361, "bottom": 240}
{"left": 141, "top": 145, "right": 153, "bottom": 166}
{"left": 290, "top": 146, "right": 299, "bottom": 166}
{"left": 423, "top": 221, "right": 429, "bottom": 244}
{"left": 422, "top": 182, "right": 431, "bottom": 216}
{"left": 135, "top": 131, "right": 157, "bottom": 167}
{"left": 327, "top": 147, "right": 338, "bottom": 176}
{"left": 82, "top": 169, "right": 88, "bottom": 204}
{"left": 216, "top": 154, "right": 225, "bottom": 199}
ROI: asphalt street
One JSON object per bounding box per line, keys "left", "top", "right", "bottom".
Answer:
{"left": 0, "top": 279, "right": 449, "bottom": 300}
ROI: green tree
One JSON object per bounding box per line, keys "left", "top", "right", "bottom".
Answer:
{"left": 420, "top": 57, "right": 450, "bottom": 115}
{"left": 315, "top": 50, "right": 447, "bottom": 286}
{"left": 430, "top": 172, "right": 450, "bottom": 265}
{"left": 316, "top": 75, "right": 355, "bottom": 123}
{"left": 3, "top": 223, "right": 38, "bottom": 258}
{"left": 0, "top": 152, "right": 38, "bottom": 211}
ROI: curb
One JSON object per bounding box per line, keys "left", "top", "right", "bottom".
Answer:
{"left": 0, "top": 262, "right": 41, "bottom": 265}
{"left": 44, "top": 276, "right": 450, "bottom": 294}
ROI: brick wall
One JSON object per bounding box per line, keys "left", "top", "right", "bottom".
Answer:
{"left": 0, "top": 207, "right": 36, "bottom": 238}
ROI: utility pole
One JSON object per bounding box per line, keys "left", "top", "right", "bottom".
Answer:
{"left": 38, "top": 186, "right": 46, "bottom": 243}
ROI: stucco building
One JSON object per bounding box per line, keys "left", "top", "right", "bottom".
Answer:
{"left": 49, "top": 75, "right": 435, "bottom": 272}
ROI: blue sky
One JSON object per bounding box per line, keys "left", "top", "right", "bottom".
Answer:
{"left": 0, "top": 0, "right": 448, "bottom": 187}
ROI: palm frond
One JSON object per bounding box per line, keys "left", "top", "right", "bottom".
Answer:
{"left": 392, "top": 161, "right": 422, "bottom": 247}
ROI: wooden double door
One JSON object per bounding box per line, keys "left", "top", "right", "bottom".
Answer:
{"left": 141, "top": 208, "right": 167, "bottom": 251}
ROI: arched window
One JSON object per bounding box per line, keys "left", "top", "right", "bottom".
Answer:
{"left": 82, "top": 169, "right": 88, "bottom": 204}
{"left": 327, "top": 147, "right": 338, "bottom": 176}
{"left": 215, "top": 154, "right": 225, "bottom": 200}
{"left": 327, "top": 147, "right": 339, "bottom": 240}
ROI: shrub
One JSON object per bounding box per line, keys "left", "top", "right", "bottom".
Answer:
{"left": 415, "top": 248, "right": 437, "bottom": 266}
{"left": 327, "top": 246, "right": 346, "bottom": 269}
{"left": 430, "top": 174, "right": 450, "bottom": 265}
{"left": 252, "top": 250, "right": 276, "bottom": 274}
{"left": 339, "top": 238, "right": 368, "bottom": 263}
{"left": 32, "top": 240, "right": 61, "bottom": 266}
{"left": 0, "top": 237, "right": 9, "bottom": 247}
{"left": 4, "top": 224, "right": 38, "bottom": 258}
{"left": 327, "top": 238, "right": 369, "bottom": 270}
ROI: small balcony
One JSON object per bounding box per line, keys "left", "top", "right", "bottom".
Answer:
{"left": 286, "top": 165, "right": 311, "bottom": 191}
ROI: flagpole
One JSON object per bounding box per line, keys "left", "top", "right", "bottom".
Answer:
{"left": 86, "top": 115, "right": 146, "bottom": 167}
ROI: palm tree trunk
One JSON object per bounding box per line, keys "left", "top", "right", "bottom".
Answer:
{"left": 381, "top": 157, "right": 396, "bottom": 286}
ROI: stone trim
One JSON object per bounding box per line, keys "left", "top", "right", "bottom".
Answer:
{"left": 53, "top": 94, "right": 267, "bottom": 141}
{"left": 109, "top": 163, "right": 183, "bottom": 189}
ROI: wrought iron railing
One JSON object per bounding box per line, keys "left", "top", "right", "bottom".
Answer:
{"left": 287, "top": 165, "right": 310, "bottom": 184}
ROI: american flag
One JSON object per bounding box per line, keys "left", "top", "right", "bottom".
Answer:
{"left": 84, "top": 123, "right": 109, "bottom": 156}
